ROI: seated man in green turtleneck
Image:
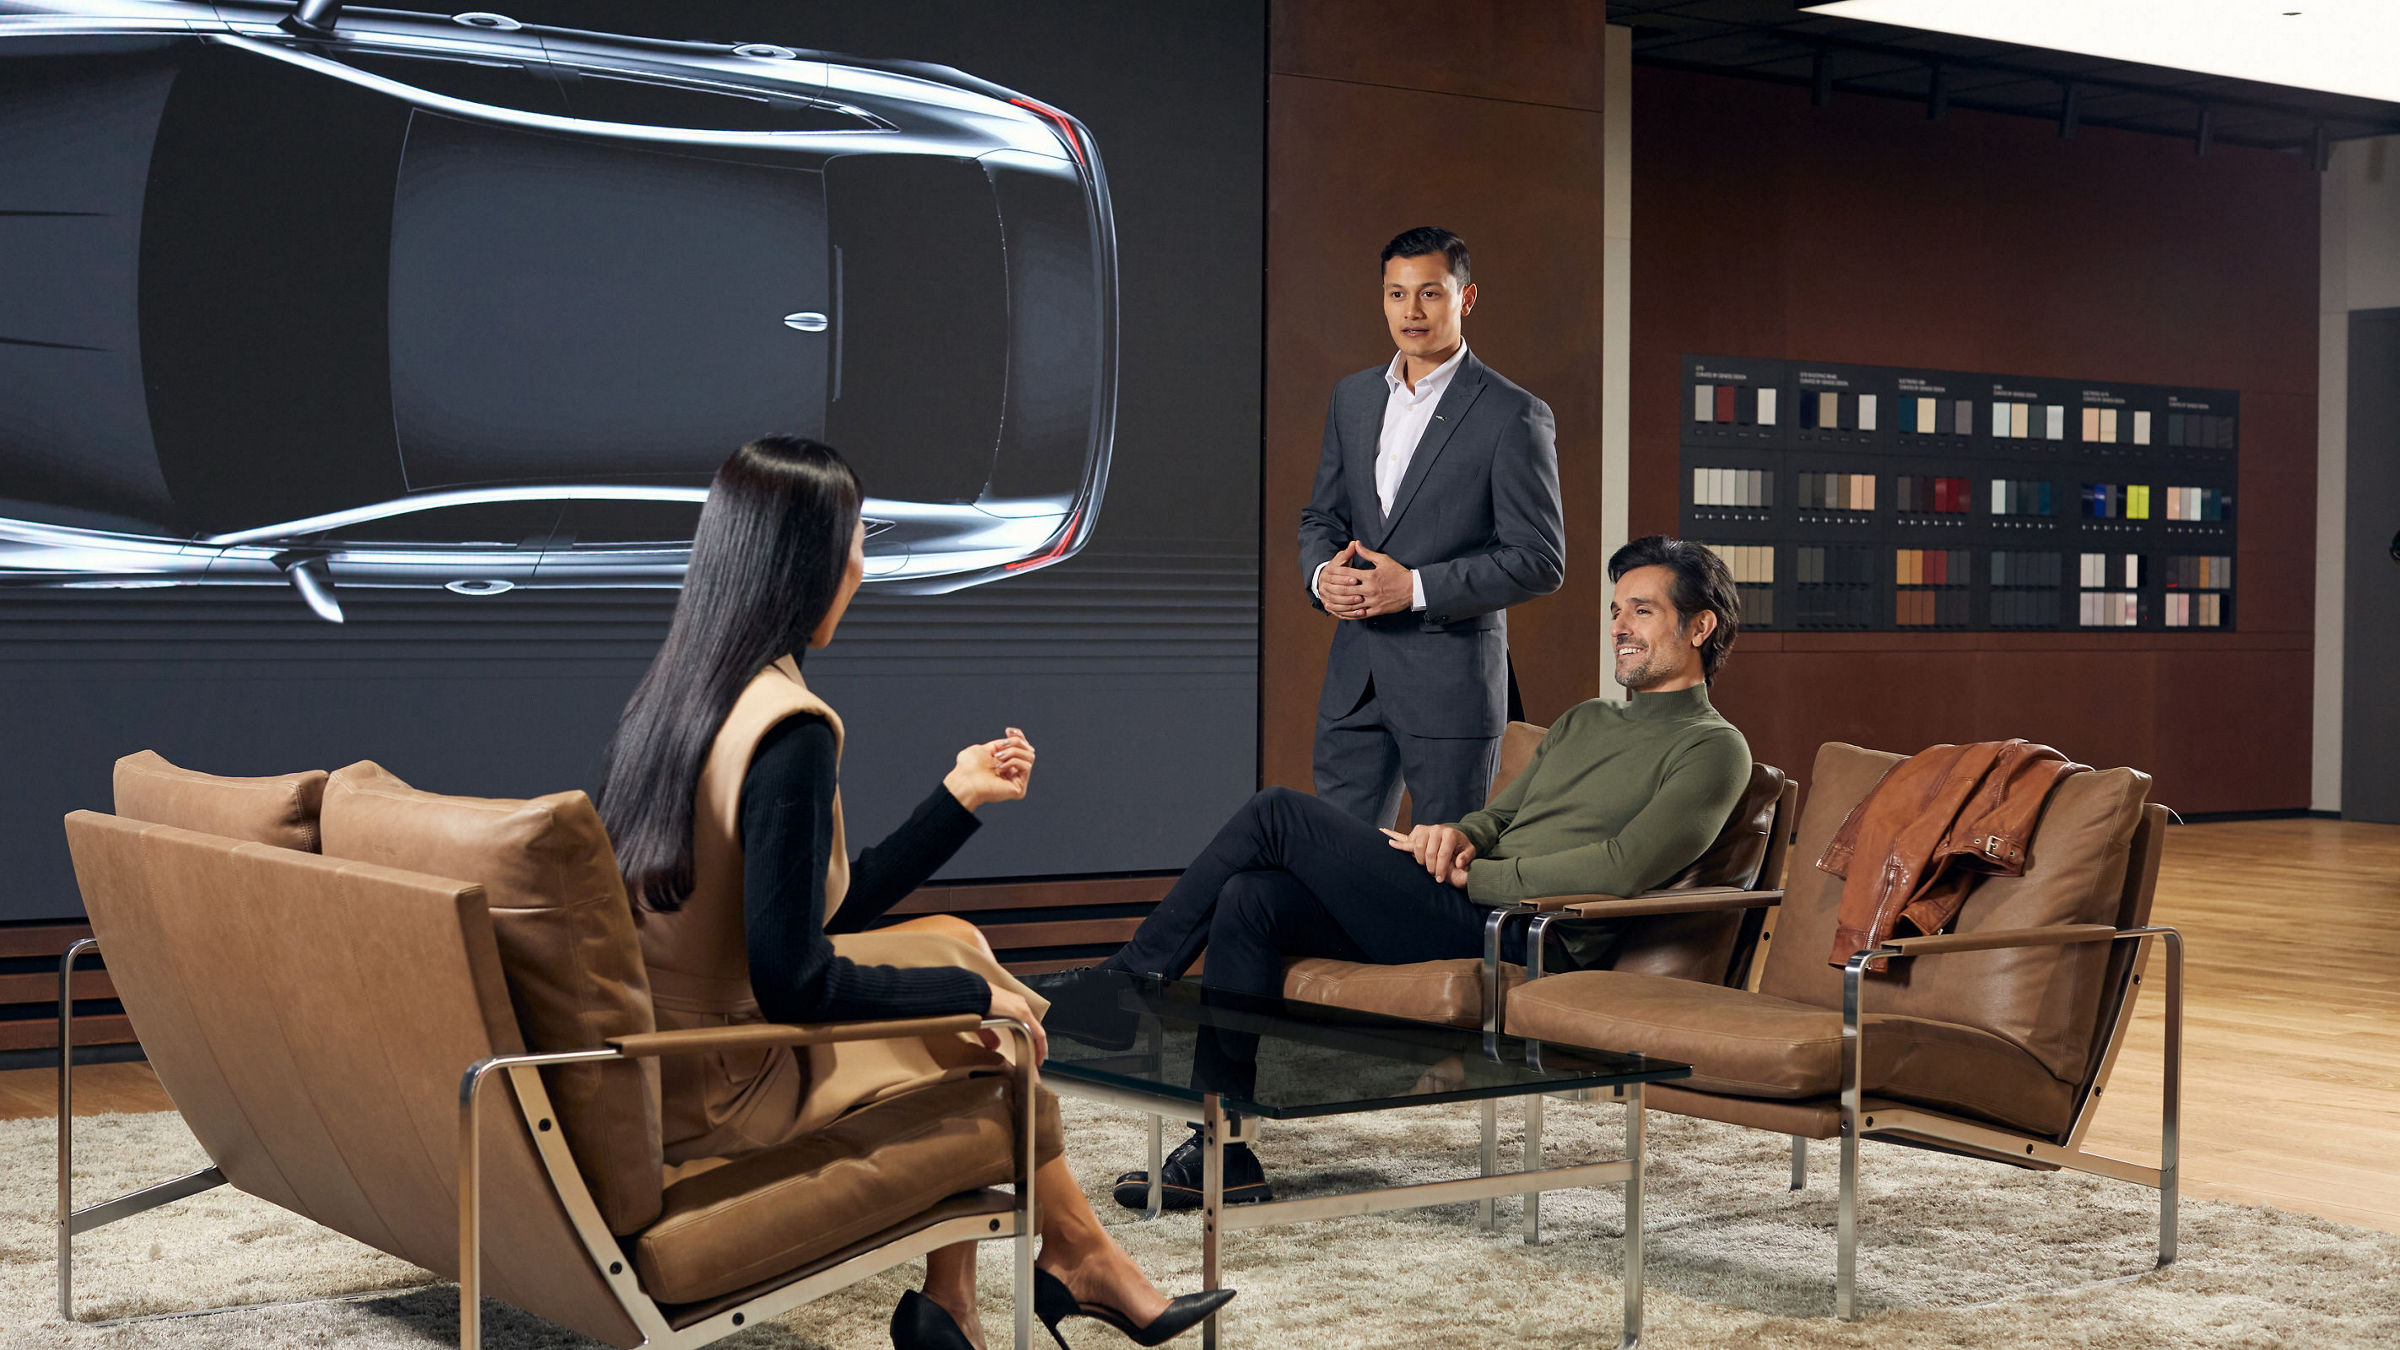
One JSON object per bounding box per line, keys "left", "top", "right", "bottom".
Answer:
{"left": 1034, "top": 535, "right": 1753, "bottom": 1210}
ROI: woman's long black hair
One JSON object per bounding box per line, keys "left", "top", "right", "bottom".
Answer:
{"left": 599, "top": 436, "right": 861, "bottom": 912}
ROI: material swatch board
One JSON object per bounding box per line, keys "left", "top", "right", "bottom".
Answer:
{"left": 1678, "top": 355, "right": 2238, "bottom": 633}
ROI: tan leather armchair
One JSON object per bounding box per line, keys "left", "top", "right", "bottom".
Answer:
{"left": 1282, "top": 721, "right": 1796, "bottom": 1035}
{"left": 59, "top": 753, "right": 1045, "bottom": 1349}
{"left": 1504, "top": 742, "right": 2180, "bottom": 1318}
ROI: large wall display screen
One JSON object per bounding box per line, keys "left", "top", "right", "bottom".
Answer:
{"left": 1679, "top": 355, "right": 2237, "bottom": 635}
{"left": 0, "top": 1, "right": 1264, "bottom": 921}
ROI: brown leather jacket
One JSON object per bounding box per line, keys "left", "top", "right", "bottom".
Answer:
{"left": 1819, "top": 739, "right": 2089, "bottom": 968}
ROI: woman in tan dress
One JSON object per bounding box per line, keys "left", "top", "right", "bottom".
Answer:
{"left": 599, "top": 438, "right": 1227, "bottom": 1350}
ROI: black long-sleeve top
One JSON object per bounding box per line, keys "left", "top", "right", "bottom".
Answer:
{"left": 739, "top": 715, "right": 992, "bottom": 1024}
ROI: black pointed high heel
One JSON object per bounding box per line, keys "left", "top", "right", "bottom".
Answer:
{"left": 891, "top": 1288, "right": 978, "bottom": 1350}
{"left": 1032, "top": 1266, "right": 1235, "bottom": 1348}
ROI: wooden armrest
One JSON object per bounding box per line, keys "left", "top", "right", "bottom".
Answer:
{"left": 609, "top": 1014, "right": 985, "bottom": 1059}
{"left": 1514, "top": 892, "right": 1628, "bottom": 912}
{"left": 1527, "top": 887, "right": 1782, "bottom": 919}
{"left": 1873, "top": 923, "right": 2123, "bottom": 958}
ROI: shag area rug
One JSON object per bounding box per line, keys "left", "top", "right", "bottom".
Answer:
{"left": 4, "top": 1099, "right": 2396, "bottom": 1349}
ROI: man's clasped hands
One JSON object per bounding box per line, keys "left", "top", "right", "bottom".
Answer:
{"left": 1381, "top": 822, "right": 1476, "bottom": 888}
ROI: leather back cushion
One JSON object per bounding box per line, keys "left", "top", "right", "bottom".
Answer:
{"left": 1661, "top": 762, "right": 1788, "bottom": 891}
{"left": 1759, "top": 743, "right": 2149, "bottom": 1084}
{"left": 1488, "top": 728, "right": 1786, "bottom": 986}
{"left": 1487, "top": 721, "right": 1549, "bottom": 800}
{"left": 113, "top": 751, "right": 327, "bottom": 852}
{"left": 1612, "top": 762, "right": 1792, "bottom": 981}
{"left": 319, "top": 762, "right": 663, "bottom": 1235}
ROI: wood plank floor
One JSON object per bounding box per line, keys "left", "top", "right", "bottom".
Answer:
{"left": 2077, "top": 817, "right": 2400, "bottom": 1233}
{"left": 5, "top": 819, "right": 2396, "bottom": 1230}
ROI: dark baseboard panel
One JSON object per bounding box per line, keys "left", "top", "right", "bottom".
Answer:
{"left": 4, "top": 876, "right": 1180, "bottom": 1057}
{"left": 2169, "top": 808, "right": 2342, "bottom": 824}
{"left": 0, "top": 1041, "right": 147, "bottom": 1074}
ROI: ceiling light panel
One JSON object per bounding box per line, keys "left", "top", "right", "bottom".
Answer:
{"left": 1813, "top": 0, "right": 2400, "bottom": 104}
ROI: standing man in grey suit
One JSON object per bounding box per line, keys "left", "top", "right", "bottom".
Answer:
{"left": 1305, "top": 227, "right": 1565, "bottom": 828}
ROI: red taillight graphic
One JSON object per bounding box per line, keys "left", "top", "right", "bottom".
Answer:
{"left": 1009, "top": 97, "right": 1087, "bottom": 171}
{"left": 1005, "top": 509, "right": 1082, "bottom": 572}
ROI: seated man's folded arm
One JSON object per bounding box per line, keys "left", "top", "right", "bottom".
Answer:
{"left": 1463, "top": 728, "right": 1752, "bottom": 906}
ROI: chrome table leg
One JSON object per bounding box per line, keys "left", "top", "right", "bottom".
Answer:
{"left": 1477, "top": 1098, "right": 1499, "bottom": 1228}
{"left": 1790, "top": 1135, "right": 1807, "bottom": 1190}
{"left": 1147, "top": 1112, "right": 1165, "bottom": 1220}
{"left": 1521, "top": 1093, "right": 1545, "bottom": 1243}
{"left": 1202, "top": 1094, "right": 1223, "bottom": 1350}
{"left": 1621, "top": 1083, "right": 1644, "bottom": 1348}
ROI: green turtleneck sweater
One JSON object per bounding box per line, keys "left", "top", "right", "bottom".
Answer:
{"left": 1454, "top": 683, "right": 1751, "bottom": 908}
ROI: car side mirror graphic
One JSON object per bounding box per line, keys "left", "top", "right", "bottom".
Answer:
{"left": 273, "top": 552, "right": 345, "bottom": 624}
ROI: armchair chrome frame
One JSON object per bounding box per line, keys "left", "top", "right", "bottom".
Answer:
{"left": 1828, "top": 923, "right": 2183, "bottom": 1319}
{"left": 1474, "top": 885, "right": 1784, "bottom": 1243}
{"left": 57, "top": 933, "right": 1045, "bottom": 1349}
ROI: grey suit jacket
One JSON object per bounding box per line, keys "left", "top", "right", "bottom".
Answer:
{"left": 1299, "top": 352, "right": 1565, "bottom": 737}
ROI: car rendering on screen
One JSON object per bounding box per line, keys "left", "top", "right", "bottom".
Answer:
{"left": 0, "top": 0, "right": 1116, "bottom": 620}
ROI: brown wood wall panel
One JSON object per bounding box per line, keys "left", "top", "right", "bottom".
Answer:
{"left": 888, "top": 876, "right": 1173, "bottom": 916}
{"left": 1261, "top": 4, "right": 1613, "bottom": 795}
{"left": 2232, "top": 391, "right": 2319, "bottom": 637}
{"left": 0, "top": 1014, "right": 133, "bottom": 1053}
{"left": 1633, "top": 67, "right": 2319, "bottom": 814}
{"left": 0, "top": 970, "right": 112, "bottom": 1006}
{"left": 976, "top": 917, "right": 1148, "bottom": 951}
{"left": 1272, "top": 0, "right": 1609, "bottom": 111}
{"left": 2, "top": 923, "right": 127, "bottom": 1055}
{"left": 0, "top": 924, "right": 94, "bottom": 960}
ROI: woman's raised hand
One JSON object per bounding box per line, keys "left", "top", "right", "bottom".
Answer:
{"left": 943, "top": 726, "right": 1037, "bottom": 810}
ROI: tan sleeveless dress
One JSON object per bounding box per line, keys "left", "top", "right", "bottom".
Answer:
{"left": 637, "top": 655, "right": 1052, "bottom": 1170}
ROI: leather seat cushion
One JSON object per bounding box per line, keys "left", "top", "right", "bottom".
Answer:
{"left": 319, "top": 761, "right": 663, "bottom": 1236}
{"left": 1283, "top": 957, "right": 1523, "bottom": 1029}
{"left": 112, "top": 750, "right": 327, "bottom": 852}
{"left": 636, "top": 1076, "right": 1025, "bottom": 1305}
{"left": 1507, "top": 970, "right": 2078, "bottom": 1135}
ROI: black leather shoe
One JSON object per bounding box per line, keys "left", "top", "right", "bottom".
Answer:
{"left": 1112, "top": 1128, "right": 1272, "bottom": 1211}
{"left": 1032, "top": 1266, "right": 1235, "bottom": 1347}
{"left": 891, "top": 1289, "right": 976, "bottom": 1350}
{"left": 1026, "top": 965, "right": 1141, "bottom": 1052}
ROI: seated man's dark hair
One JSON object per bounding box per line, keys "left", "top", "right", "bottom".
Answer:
{"left": 1606, "top": 535, "right": 1741, "bottom": 683}
{"left": 1380, "top": 226, "right": 1472, "bottom": 285}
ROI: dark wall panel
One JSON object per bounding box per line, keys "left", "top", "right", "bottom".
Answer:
{"left": 0, "top": 2, "right": 1265, "bottom": 921}
{"left": 2344, "top": 309, "right": 2400, "bottom": 823}
{"left": 1635, "top": 66, "right": 2319, "bottom": 814}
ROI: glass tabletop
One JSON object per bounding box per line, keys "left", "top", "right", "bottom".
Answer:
{"left": 1032, "top": 971, "right": 1689, "bottom": 1120}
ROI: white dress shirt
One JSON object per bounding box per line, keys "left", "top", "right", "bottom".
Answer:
{"left": 1314, "top": 343, "right": 1468, "bottom": 612}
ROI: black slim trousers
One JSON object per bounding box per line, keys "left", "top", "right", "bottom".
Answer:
{"left": 1108, "top": 787, "right": 1523, "bottom": 1098}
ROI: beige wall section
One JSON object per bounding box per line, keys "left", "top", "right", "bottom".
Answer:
{"left": 2316, "top": 134, "right": 2400, "bottom": 813}
{"left": 1599, "top": 25, "right": 1632, "bottom": 630}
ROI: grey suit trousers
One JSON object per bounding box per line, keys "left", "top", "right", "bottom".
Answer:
{"left": 1313, "top": 678, "right": 1500, "bottom": 830}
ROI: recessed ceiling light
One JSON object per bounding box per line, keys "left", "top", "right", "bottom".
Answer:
{"left": 1812, "top": 0, "right": 2400, "bottom": 103}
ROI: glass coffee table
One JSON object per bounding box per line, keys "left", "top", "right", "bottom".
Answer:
{"left": 1039, "top": 973, "right": 1691, "bottom": 1348}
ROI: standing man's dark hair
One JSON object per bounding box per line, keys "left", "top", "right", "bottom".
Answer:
{"left": 1298, "top": 226, "right": 1566, "bottom": 831}
{"left": 1380, "top": 226, "right": 1472, "bottom": 286}
{"left": 1606, "top": 535, "right": 1741, "bottom": 683}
